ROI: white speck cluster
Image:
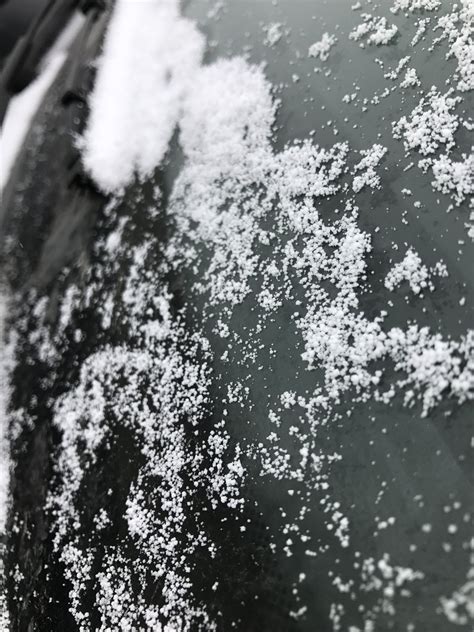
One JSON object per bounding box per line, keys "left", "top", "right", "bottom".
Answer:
{"left": 350, "top": 14, "right": 398, "bottom": 46}
{"left": 384, "top": 55, "right": 411, "bottom": 80}
{"left": 308, "top": 33, "right": 337, "bottom": 61}
{"left": 440, "top": 543, "right": 474, "bottom": 626}
{"left": 391, "top": 0, "right": 441, "bottom": 12}
{"left": 352, "top": 144, "right": 387, "bottom": 192}
{"left": 400, "top": 67, "right": 421, "bottom": 88}
{"left": 435, "top": 0, "right": 474, "bottom": 93}
{"left": 411, "top": 17, "right": 430, "bottom": 46}
{"left": 431, "top": 152, "right": 474, "bottom": 205}
{"left": 392, "top": 88, "right": 461, "bottom": 156}
{"left": 264, "top": 22, "right": 284, "bottom": 47}
{"left": 391, "top": 81, "right": 473, "bottom": 214}
{"left": 384, "top": 248, "right": 448, "bottom": 295}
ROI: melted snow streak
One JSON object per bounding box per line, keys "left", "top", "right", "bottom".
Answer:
{"left": 3, "top": 0, "right": 474, "bottom": 630}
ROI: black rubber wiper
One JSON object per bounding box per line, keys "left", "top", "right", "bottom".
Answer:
{"left": 0, "top": 0, "right": 105, "bottom": 126}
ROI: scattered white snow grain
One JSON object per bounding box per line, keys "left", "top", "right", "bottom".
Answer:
{"left": 385, "top": 249, "right": 447, "bottom": 294}
{"left": 384, "top": 56, "right": 411, "bottom": 80}
{"left": 350, "top": 14, "right": 398, "bottom": 46}
{"left": 308, "top": 33, "right": 337, "bottom": 61}
{"left": 392, "top": 88, "right": 461, "bottom": 156}
{"left": 431, "top": 152, "right": 474, "bottom": 206}
{"left": 411, "top": 18, "right": 430, "bottom": 46}
{"left": 391, "top": 0, "right": 441, "bottom": 12}
{"left": 352, "top": 144, "right": 387, "bottom": 192}
{"left": 264, "top": 22, "right": 284, "bottom": 47}
{"left": 435, "top": 0, "right": 474, "bottom": 92}
{"left": 400, "top": 68, "right": 421, "bottom": 88}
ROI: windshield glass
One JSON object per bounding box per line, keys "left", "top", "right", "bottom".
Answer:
{"left": 1, "top": 1, "right": 473, "bottom": 631}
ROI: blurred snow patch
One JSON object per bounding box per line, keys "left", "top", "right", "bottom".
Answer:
{"left": 81, "top": 0, "right": 205, "bottom": 194}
